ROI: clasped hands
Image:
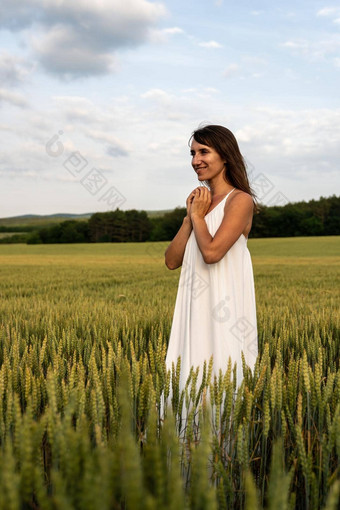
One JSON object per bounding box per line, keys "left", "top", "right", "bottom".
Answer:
{"left": 186, "top": 186, "right": 212, "bottom": 220}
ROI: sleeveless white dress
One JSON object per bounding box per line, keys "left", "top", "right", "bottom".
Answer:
{"left": 165, "top": 188, "right": 258, "bottom": 398}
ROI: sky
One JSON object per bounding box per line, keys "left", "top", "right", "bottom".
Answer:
{"left": 1, "top": 0, "right": 339, "bottom": 217}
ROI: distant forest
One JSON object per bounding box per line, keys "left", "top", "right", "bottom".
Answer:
{"left": 1, "top": 195, "right": 339, "bottom": 244}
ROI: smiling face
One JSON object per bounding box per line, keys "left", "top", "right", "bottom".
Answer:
{"left": 190, "top": 139, "right": 226, "bottom": 183}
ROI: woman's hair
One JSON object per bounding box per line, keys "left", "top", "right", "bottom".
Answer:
{"left": 189, "top": 124, "right": 258, "bottom": 211}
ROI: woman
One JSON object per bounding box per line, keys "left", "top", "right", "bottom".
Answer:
{"left": 165, "top": 124, "right": 258, "bottom": 408}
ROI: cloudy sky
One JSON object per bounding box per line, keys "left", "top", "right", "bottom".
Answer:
{"left": 1, "top": 0, "right": 339, "bottom": 217}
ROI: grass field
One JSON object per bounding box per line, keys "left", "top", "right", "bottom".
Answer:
{"left": 0, "top": 237, "right": 339, "bottom": 509}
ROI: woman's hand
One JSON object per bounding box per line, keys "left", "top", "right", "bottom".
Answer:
{"left": 186, "top": 189, "right": 197, "bottom": 218}
{"left": 190, "top": 187, "right": 212, "bottom": 219}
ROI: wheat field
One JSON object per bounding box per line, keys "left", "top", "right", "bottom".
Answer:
{"left": 0, "top": 237, "right": 339, "bottom": 509}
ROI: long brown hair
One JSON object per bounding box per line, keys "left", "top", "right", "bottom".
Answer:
{"left": 189, "top": 124, "right": 258, "bottom": 211}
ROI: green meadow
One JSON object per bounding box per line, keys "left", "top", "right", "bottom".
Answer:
{"left": 0, "top": 236, "right": 339, "bottom": 509}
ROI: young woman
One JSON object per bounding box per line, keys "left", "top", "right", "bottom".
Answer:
{"left": 165, "top": 124, "right": 258, "bottom": 404}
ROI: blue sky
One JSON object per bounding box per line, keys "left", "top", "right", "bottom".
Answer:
{"left": 1, "top": 0, "right": 339, "bottom": 217}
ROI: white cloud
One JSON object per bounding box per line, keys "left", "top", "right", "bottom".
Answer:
{"left": 282, "top": 39, "right": 309, "bottom": 53}
{"left": 237, "top": 107, "right": 340, "bottom": 162}
{"left": 232, "top": 107, "right": 340, "bottom": 204}
{"left": 317, "top": 7, "right": 339, "bottom": 17}
{"left": 198, "top": 40, "right": 223, "bottom": 48}
{"left": 141, "top": 88, "right": 173, "bottom": 102}
{"left": 50, "top": 96, "right": 97, "bottom": 123}
{"left": 316, "top": 7, "right": 340, "bottom": 25}
{"left": 282, "top": 35, "right": 340, "bottom": 63}
{"left": 31, "top": 26, "right": 118, "bottom": 78}
{"left": 204, "top": 87, "right": 219, "bottom": 94}
{"left": 148, "top": 26, "right": 185, "bottom": 43}
{"left": 222, "top": 56, "right": 267, "bottom": 81}
{"left": 162, "top": 27, "right": 184, "bottom": 35}
{"left": 0, "top": 88, "right": 27, "bottom": 107}
{"left": 0, "top": 52, "right": 32, "bottom": 86}
{"left": 223, "top": 64, "right": 240, "bottom": 78}
{"left": 139, "top": 87, "right": 223, "bottom": 123}
{"left": 1, "top": 0, "right": 167, "bottom": 78}
{"left": 83, "top": 129, "right": 130, "bottom": 157}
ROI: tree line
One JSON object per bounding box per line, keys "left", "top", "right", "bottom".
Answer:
{"left": 1, "top": 194, "right": 337, "bottom": 244}
{"left": 251, "top": 195, "right": 339, "bottom": 237}
{"left": 26, "top": 210, "right": 151, "bottom": 244}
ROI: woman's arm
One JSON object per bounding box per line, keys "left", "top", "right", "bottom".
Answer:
{"left": 164, "top": 216, "right": 192, "bottom": 269}
{"left": 164, "top": 190, "right": 196, "bottom": 270}
{"left": 190, "top": 187, "right": 254, "bottom": 264}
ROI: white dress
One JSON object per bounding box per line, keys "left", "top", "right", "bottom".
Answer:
{"left": 165, "top": 188, "right": 258, "bottom": 399}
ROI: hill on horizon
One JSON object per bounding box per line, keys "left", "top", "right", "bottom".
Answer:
{"left": 0, "top": 213, "right": 94, "bottom": 227}
{"left": 0, "top": 209, "right": 174, "bottom": 227}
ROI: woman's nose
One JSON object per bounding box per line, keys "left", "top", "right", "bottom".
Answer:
{"left": 192, "top": 153, "right": 201, "bottom": 166}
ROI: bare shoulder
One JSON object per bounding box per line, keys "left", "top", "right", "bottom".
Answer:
{"left": 224, "top": 189, "right": 254, "bottom": 212}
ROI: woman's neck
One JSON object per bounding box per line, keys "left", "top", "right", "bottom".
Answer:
{"left": 208, "top": 177, "right": 234, "bottom": 198}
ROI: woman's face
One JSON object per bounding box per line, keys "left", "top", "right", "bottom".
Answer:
{"left": 190, "top": 139, "right": 226, "bottom": 182}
